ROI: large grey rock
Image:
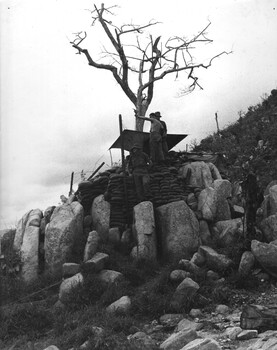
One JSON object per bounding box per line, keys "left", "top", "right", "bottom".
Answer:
{"left": 59, "top": 273, "right": 84, "bottom": 303}
{"left": 45, "top": 203, "right": 84, "bottom": 275}
{"left": 236, "top": 330, "right": 277, "bottom": 350}
{"left": 238, "top": 251, "right": 255, "bottom": 277}
{"left": 98, "top": 269, "right": 124, "bottom": 285}
{"left": 106, "top": 296, "right": 131, "bottom": 315}
{"left": 156, "top": 201, "right": 200, "bottom": 260}
{"left": 133, "top": 201, "right": 157, "bottom": 261}
{"left": 198, "top": 220, "right": 212, "bottom": 245}
{"left": 91, "top": 194, "right": 110, "bottom": 241}
{"left": 260, "top": 214, "right": 277, "bottom": 242}
{"left": 13, "top": 211, "right": 31, "bottom": 251}
{"left": 213, "top": 218, "right": 243, "bottom": 246}
{"left": 170, "top": 270, "right": 191, "bottom": 283}
{"left": 159, "top": 314, "right": 184, "bottom": 329}
{"left": 12, "top": 209, "right": 43, "bottom": 283}
{"left": 251, "top": 239, "right": 277, "bottom": 278}
{"left": 198, "top": 180, "right": 232, "bottom": 222}
{"left": 62, "top": 263, "right": 81, "bottom": 277}
{"left": 83, "top": 230, "right": 100, "bottom": 262}
{"left": 198, "top": 246, "right": 234, "bottom": 272}
{"left": 181, "top": 338, "right": 221, "bottom": 350}
{"left": 84, "top": 252, "right": 109, "bottom": 272}
{"left": 128, "top": 332, "right": 157, "bottom": 350}
{"left": 170, "top": 277, "right": 200, "bottom": 311}
{"left": 179, "top": 161, "right": 221, "bottom": 189}
{"left": 198, "top": 187, "right": 217, "bottom": 221}
{"left": 176, "top": 318, "right": 203, "bottom": 332}
{"left": 71, "top": 201, "right": 84, "bottom": 236}
{"left": 21, "top": 225, "right": 40, "bottom": 283}
{"left": 213, "top": 179, "right": 232, "bottom": 221}
{"left": 160, "top": 327, "right": 198, "bottom": 350}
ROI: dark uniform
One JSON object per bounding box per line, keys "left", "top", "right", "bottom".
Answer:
{"left": 128, "top": 144, "right": 151, "bottom": 202}
{"left": 155, "top": 111, "right": 168, "bottom": 157}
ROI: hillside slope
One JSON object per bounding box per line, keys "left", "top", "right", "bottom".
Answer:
{"left": 193, "top": 89, "right": 277, "bottom": 189}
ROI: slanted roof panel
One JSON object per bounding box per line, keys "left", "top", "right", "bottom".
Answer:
{"left": 109, "top": 129, "right": 187, "bottom": 152}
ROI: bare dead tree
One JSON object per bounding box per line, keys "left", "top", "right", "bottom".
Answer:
{"left": 71, "top": 3, "right": 231, "bottom": 131}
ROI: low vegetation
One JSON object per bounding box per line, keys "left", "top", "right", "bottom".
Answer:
{"left": 1, "top": 90, "right": 276, "bottom": 349}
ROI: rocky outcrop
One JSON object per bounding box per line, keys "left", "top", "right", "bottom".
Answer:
{"left": 91, "top": 194, "right": 110, "bottom": 241}
{"left": 179, "top": 161, "right": 221, "bottom": 189}
{"left": 132, "top": 201, "right": 157, "bottom": 261}
{"left": 260, "top": 214, "right": 277, "bottom": 242}
{"left": 44, "top": 202, "right": 84, "bottom": 275}
{"left": 83, "top": 230, "right": 100, "bottom": 262}
{"left": 12, "top": 209, "right": 43, "bottom": 283}
{"left": 156, "top": 200, "right": 200, "bottom": 260}
{"left": 213, "top": 218, "right": 243, "bottom": 246}
{"left": 251, "top": 239, "right": 277, "bottom": 278}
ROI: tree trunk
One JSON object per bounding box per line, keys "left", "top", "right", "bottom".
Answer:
{"left": 135, "top": 95, "right": 149, "bottom": 131}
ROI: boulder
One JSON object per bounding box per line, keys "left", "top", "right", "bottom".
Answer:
{"left": 179, "top": 259, "right": 204, "bottom": 277}
{"left": 156, "top": 201, "right": 200, "bottom": 261}
{"left": 108, "top": 227, "right": 121, "bottom": 244}
{"left": 198, "top": 187, "right": 217, "bottom": 221}
{"left": 260, "top": 214, "right": 277, "bottom": 242}
{"left": 170, "top": 270, "right": 191, "bottom": 283}
{"left": 70, "top": 201, "right": 84, "bottom": 236}
{"left": 213, "top": 218, "right": 243, "bottom": 246}
{"left": 159, "top": 314, "right": 184, "bottom": 329}
{"left": 198, "top": 220, "right": 212, "bottom": 245}
{"left": 133, "top": 201, "right": 157, "bottom": 261}
{"left": 98, "top": 269, "right": 124, "bottom": 285}
{"left": 251, "top": 240, "right": 277, "bottom": 278}
{"left": 179, "top": 161, "right": 221, "bottom": 189}
{"left": 83, "top": 230, "right": 100, "bottom": 262}
{"left": 13, "top": 209, "right": 38, "bottom": 251}
{"left": 213, "top": 179, "right": 232, "bottom": 221}
{"left": 128, "top": 332, "right": 157, "bottom": 350}
{"left": 170, "top": 277, "right": 200, "bottom": 311}
{"left": 59, "top": 273, "right": 84, "bottom": 303}
{"left": 181, "top": 338, "right": 221, "bottom": 350}
{"left": 190, "top": 251, "right": 206, "bottom": 267}
{"left": 62, "top": 263, "right": 81, "bottom": 277}
{"left": 238, "top": 251, "right": 255, "bottom": 277}
{"left": 176, "top": 318, "right": 203, "bottom": 332}
{"left": 198, "top": 246, "right": 234, "bottom": 272}
{"left": 20, "top": 225, "right": 40, "bottom": 283}
{"left": 106, "top": 296, "right": 131, "bottom": 315}
{"left": 91, "top": 194, "right": 110, "bottom": 241}
{"left": 45, "top": 203, "right": 84, "bottom": 275}
{"left": 84, "top": 252, "right": 109, "bottom": 272}
{"left": 160, "top": 327, "right": 198, "bottom": 350}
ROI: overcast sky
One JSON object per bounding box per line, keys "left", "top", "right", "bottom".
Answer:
{"left": 1, "top": 0, "right": 277, "bottom": 229}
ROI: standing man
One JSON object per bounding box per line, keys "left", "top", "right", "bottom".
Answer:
{"left": 128, "top": 144, "right": 152, "bottom": 202}
{"left": 155, "top": 111, "right": 168, "bottom": 157}
{"left": 136, "top": 113, "right": 164, "bottom": 163}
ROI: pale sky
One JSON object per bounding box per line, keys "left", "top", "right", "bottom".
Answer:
{"left": 1, "top": 0, "right": 277, "bottom": 229}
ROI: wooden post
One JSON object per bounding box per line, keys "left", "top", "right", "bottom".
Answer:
{"left": 69, "top": 172, "right": 74, "bottom": 196}
{"left": 119, "top": 114, "right": 125, "bottom": 171}
{"left": 87, "top": 162, "right": 105, "bottom": 181}
{"left": 215, "top": 112, "right": 220, "bottom": 135}
{"left": 119, "top": 114, "right": 129, "bottom": 224}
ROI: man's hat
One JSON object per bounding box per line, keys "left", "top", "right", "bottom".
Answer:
{"left": 130, "top": 143, "right": 142, "bottom": 151}
{"left": 155, "top": 111, "right": 162, "bottom": 118}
